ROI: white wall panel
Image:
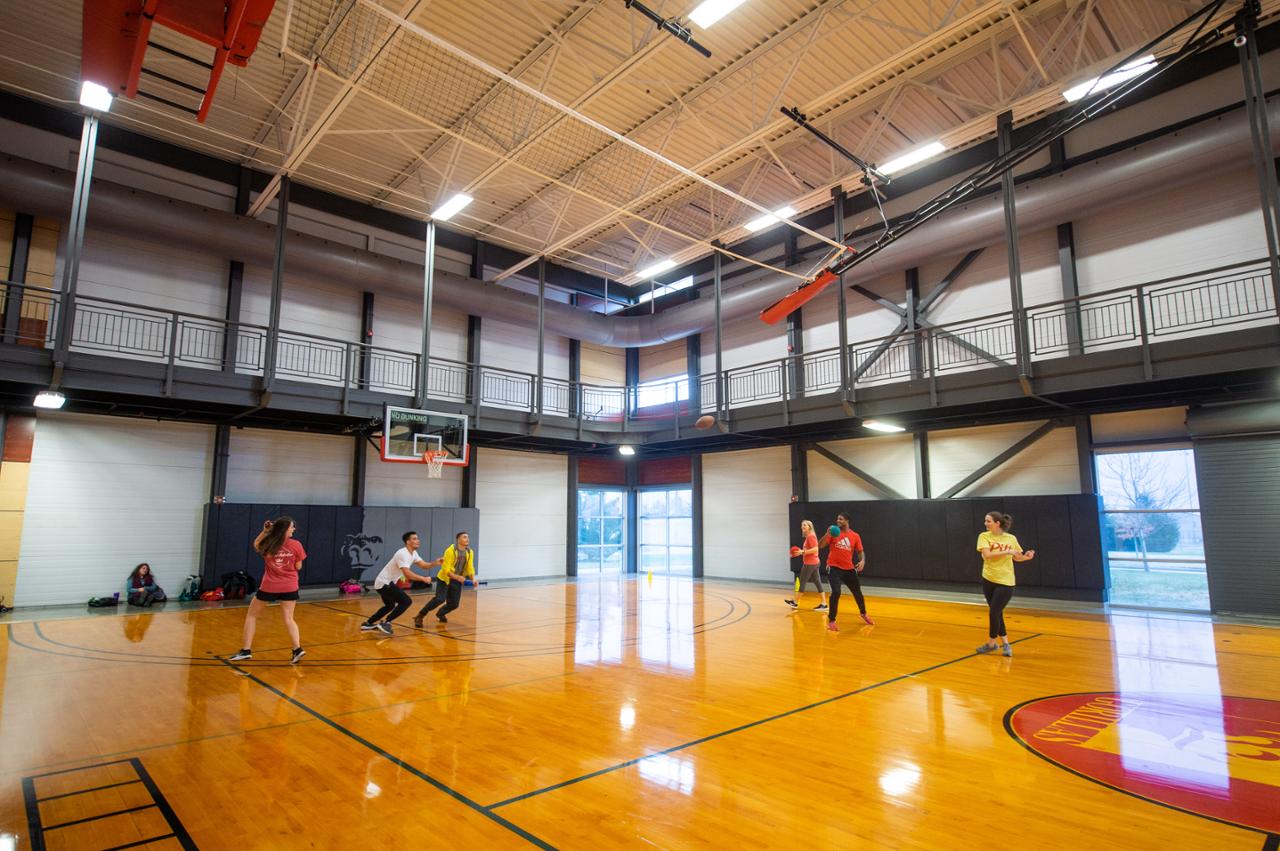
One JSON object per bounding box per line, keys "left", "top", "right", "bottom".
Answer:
{"left": 920, "top": 229, "right": 1060, "bottom": 324}
{"left": 373, "top": 293, "right": 469, "bottom": 363}
{"left": 226, "top": 428, "right": 352, "bottom": 504}
{"left": 1074, "top": 168, "right": 1266, "bottom": 294}
{"left": 76, "top": 229, "right": 228, "bottom": 317}
{"left": 363, "top": 442, "right": 462, "bottom": 507}
{"left": 581, "top": 342, "right": 624, "bottom": 386}
{"left": 930, "top": 421, "right": 1080, "bottom": 497}
{"left": 807, "top": 435, "right": 916, "bottom": 500}
{"left": 639, "top": 339, "right": 687, "bottom": 382}
{"left": 16, "top": 413, "right": 213, "bottom": 606}
{"left": 703, "top": 446, "right": 791, "bottom": 581}
{"left": 476, "top": 449, "right": 566, "bottom": 579}
{"left": 482, "top": 317, "right": 570, "bottom": 379}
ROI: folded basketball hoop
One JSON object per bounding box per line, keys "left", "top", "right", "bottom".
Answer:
{"left": 423, "top": 449, "right": 446, "bottom": 478}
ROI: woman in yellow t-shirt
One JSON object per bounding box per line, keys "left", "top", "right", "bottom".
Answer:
{"left": 975, "top": 511, "right": 1035, "bottom": 657}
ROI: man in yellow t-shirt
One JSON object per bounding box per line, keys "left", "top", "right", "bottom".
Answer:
{"left": 975, "top": 511, "right": 1035, "bottom": 656}
{"left": 413, "top": 532, "right": 476, "bottom": 627}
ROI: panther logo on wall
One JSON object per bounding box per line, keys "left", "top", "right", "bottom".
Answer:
{"left": 341, "top": 533, "right": 383, "bottom": 572}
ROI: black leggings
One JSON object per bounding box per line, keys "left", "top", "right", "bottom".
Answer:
{"left": 418, "top": 580, "right": 463, "bottom": 619}
{"left": 827, "top": 568, "right": 866, "bottom": 622}
{"left": 982, "top": 578, "right": 1014, "bottom": 639}
{"left": 367, "top": 584, "right": 412, "bottom": 624}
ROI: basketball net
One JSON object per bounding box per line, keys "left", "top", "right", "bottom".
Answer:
{"left": 423, "top": 450, "right": 446, "bottom": 479}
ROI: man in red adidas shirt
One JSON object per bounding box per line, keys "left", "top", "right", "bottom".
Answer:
{"left": 818, "top": 512, "right": 875, "bottom": 632}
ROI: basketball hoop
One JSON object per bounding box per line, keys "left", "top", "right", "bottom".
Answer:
{"left": 423, "top": 450, "right": 446, "bottom": 479}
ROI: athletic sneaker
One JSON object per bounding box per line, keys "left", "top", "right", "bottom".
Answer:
{"left": 227, "top": 649, "right": 252, "bottom": 661}
{"left": 860, "top": 613, "right": 875, "bottom": 626}
{"left": 826, "top": 621, "right": 839, "bottom": 632}
{"left": 377, "top": 622, "right": 393, "bottom": 636}
{"left": 290, "top": 647, "right": 306, "bottom": 664}
{"left": 437, "top": 615, "right": 448, "bottom": 623}
{"left": 976, "top": 643, "right": 997, "bottom": 654}
{"left": 1001, "top": 643, "right": 1013, "bottom": 657}
{"left": 784, "top": 599, "right": 798, "bottom": 609}
{"left": 412, "top": 617, "right": 424, "bottom": 629}
{"left": 814, "top": 603, "right": 828, "bottom": 611}
{"left": 360, "top": 622, "right": 380, "bottom": 631}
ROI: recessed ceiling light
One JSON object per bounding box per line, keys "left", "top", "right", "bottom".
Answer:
{"left": 618, "top": 445, "right": 636, "bottom": 456}
{"left": 432, "top": 192, "right": 473, "bottom": 222}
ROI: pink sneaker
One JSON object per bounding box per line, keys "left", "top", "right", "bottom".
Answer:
{"left": 860, "top": 613, "right": 875, "bottom": 626}
{"left": 826, "top": 620, "right": 839, "bottom": 632}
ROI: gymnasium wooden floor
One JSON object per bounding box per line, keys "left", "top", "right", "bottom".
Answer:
{"left": 1, "top": 577, "right": 1277, "bottom": 850}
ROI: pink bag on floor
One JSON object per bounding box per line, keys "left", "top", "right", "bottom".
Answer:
{"left": 339, "top": 579, "right": 363, "bottom": 594}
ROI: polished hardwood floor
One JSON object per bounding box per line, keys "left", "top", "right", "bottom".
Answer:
{"left": 1, "top": 577, "right": 1277, "bottom": 849}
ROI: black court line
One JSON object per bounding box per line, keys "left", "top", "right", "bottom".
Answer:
{"left": 488, "top": 632, "right": 1043, "bottom": 809}
{"left": 1263, "top": 833, "right": 1279, "bottom": 851}
{"left": 103, "top": 836, "right": 179, "bottom": 851}
{"left": 21, "top": 757, "right": 196, "bottom": 850}
{"left": 218, "top": 656, "right": 556, "bottom": 850}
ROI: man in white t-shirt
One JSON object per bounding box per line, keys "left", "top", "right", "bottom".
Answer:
{"left": 361, "top": 531, "right": 441, "bottom": 635}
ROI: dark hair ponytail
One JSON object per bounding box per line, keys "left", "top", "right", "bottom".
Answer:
{"left": 987, "top": 511, "right": 1013, "bottom": 531}
{"left": 256, "top": 516, "right": 294, "bottom": 556}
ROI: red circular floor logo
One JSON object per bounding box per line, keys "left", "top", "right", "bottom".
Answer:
{"left": 1006, "top": 692, "right": 1280, "bottom": 834}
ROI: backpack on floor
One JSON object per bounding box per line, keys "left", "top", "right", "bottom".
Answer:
{"left": 220, "top": 570, "right": 257, "bottom": 600}
{"left": 338, "top": 579, "right": 363, "bottom": 594}
{"left": 200, "top": 588, "right": 225, "bottom": 602}
{"left": 177, "top": 575, "right": 200, "bottom": 602}
{"left": 88, "top": 596, "right": 120, "bottom": 608}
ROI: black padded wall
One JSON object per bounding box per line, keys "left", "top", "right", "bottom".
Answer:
{"left": 788, "top": 495, "right": 1106, "bottom": 598}
{"left": 202, "top": 504, "right": 480, "bottom": 589}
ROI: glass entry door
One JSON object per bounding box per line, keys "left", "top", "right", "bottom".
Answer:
{"left": 578, "top": 488, "right": 626, "bottom": 573}
{"left": 639, "top": 488, "right": 693, "bottom": 575}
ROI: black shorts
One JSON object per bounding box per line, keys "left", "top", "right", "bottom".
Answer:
{"left": 254, "top": 590, "right": 299, "bottom": 602}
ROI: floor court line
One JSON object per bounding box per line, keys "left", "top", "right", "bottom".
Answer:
{"left": 487, "top": 632, "right": 1044, "bottom": 809}
{"left": 217, "top": 657, "right": 557, "bottom": 850}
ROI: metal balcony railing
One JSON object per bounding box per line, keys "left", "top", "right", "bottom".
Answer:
{"left": 2, "top": 257, "right": 1275, "bottom": 428}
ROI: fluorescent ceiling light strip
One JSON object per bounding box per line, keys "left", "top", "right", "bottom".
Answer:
{"left": 690, "top": 0, "right": 748, "bottom": 29}
{"left": 638, "top": 259, "right": 677, "bottom": 278}
{"left": 880, "top": 141, "right": 946, "bottom": 175}
{"left": 745, "top": 205, "right": 797, "bottom": 233}
{"left": 862, "top": 420, "right": 905, "bottom": 433}
{"left": 1062, "top": 55, "right": 1156, "bottom": 103}
{"left": 432, "top": 192, "right": 473, "bottom": 221}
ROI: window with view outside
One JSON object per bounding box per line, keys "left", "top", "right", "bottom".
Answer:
{"left": 635, "top": 375, "right": 689, "bottom": 409}
{"left": 1095, "top": 448, "right": 1208, "bottom": 610}
{"left": 639, "top": 488, "right": 693, "bottom": 575}
{"left": 577, "top": 488, "right": 626, "bottom": 573}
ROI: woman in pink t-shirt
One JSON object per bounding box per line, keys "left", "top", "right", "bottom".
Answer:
{"left": 228, "top": 516, "right": 307, "bottom": 664}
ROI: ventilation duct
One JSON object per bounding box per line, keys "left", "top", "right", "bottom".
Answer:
{"left": 0, "top": 101, "right": 1275, "bottom": 347}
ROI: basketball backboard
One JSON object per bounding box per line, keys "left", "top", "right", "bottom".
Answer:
{"left": 380, "top": 406, "right": 469, "bottom": 465}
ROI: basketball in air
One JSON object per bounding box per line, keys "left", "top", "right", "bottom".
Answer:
{"left": 694, "top": 415, "right": 716, "bottom": 430}
{"left": 829, "top": 525, "right": 841, "bottom": 538}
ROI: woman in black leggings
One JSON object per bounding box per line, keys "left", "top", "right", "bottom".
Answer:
{"left": 975, "top": 511, "right": 1035, "bottom": 656}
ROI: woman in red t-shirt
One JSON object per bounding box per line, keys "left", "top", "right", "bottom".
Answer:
{"left": 785, "top": 520, "right": 828, "bottom": 611}
{"left": 817, "top": 512, "right": 874, "bottom": 632}
{"left": 228, "top": 516, "right": 307, "bottom": 664}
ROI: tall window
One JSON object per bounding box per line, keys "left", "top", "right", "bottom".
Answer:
{"left": 578, "top": 488, "right": 626, "bottom": 573}
{"left": 635, "top": 376, "right": 689, "bottom": 409}
{"left": 1096, "top": 448, "right": 1208, "bottom": 610}
{"left": 639, "top": 488, "right": 693, "bottom": 575}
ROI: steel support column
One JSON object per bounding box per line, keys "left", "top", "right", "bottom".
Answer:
{"left": 832, "top": 186, "right": 852, "bottom": 413}
{"left": 351, "top": 434, "right": 366, "bottom": 506}
{"left": 997, "top": 111, "right": 1029, "bottom": 376}
{"left": 566, "top": 455, "right": 579, "bottom": 576}
{"left": 358, "top": 291, "right": 374, "bottom": 389}
{"left": 3, "top": 213, "right": 32, "bottom": 344}
{"left": 211, "top": 423, "right": 230, "bottom": 502}
{"left": 1236, "top": 5, "right": 1280, "bottom": 315}
{"left": 460, "top": 445, "right": 477, "bottom": 508}
{"left": 905, "top": 267, "right": 922, "bottom": 378}
{"left": 691, "top": 453, "right": 704, "bottom": 578}
{"left": 625, "top": 457, "right": 638, "bottom": 574}
{"left": 686, "top": 333, "right": 701, "bottom": 412}
{"left": 535, "top": 256, "right": 546, "bottom": 420}
{"left": 262, "top": 175, "right": 290, "bottom": 391}
{"left": 713, "top": 244, "right": 725, "bottom": 419}
{"left": 222, "top": 261, "right": 244, "bottom": 373}
{"left": 625, "top": 348, "right": 639, "bottom": 416}
{"left": 914, "top": 431, "right": 930, "bottom": 498}
{"left": 1057, "top": 222, "right": 1084, "bottom": 356}
{"left": 790, "top": 442, "right": 808, "bottom": 502}
{"left": 786, "top": 304, "right": 805, "bottom": 395}
{"left": 1075, "top": 416, "right": 1096, "bottom": 494}
{"left": 415, "top": 219, "right": 436, "bottom": 407}
{"left": 467, "top": 314, "right": 482, "bottom": 423}
{"left": 54, "top": 113, "right": 101, "bottom": 365}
